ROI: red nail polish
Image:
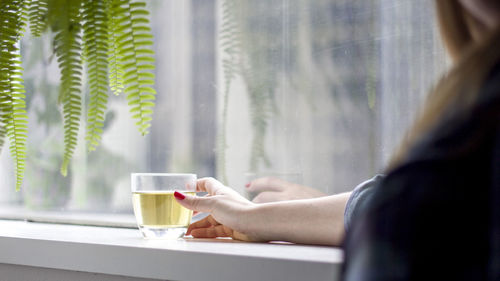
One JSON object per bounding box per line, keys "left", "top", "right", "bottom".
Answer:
{"left": 174, "top": 191, "right": 185, "bottom": 200}
{"left": 245, "top": 183, "right": 250, "bottom": 188}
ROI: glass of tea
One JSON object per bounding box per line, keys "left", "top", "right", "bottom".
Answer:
{"left": 131, "top": 173, "right": 197, "bottom": 239}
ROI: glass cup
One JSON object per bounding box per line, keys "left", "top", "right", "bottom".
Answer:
{"left": 131, "top": 173, "right": 196, "bottom": 239}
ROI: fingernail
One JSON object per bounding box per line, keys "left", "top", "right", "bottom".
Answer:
{"left": 174, "top": 191, "right": 185, "bottom": 200}
{"left": 245, "top": 183, "right": 251, "bottom": 188}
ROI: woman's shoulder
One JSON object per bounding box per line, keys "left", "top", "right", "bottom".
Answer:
{"left": 365, "top": 60, "right": 500, "bottom": 213}
{"left": 401, "top": 60, "right": 500, "bottom": 168}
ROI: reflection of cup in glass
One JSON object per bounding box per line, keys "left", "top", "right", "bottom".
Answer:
{"left": 131, "top": 173, "right": 196, "bottom": 239}
{"left": 244, "top": 172, "right": 302, "bottom": 200}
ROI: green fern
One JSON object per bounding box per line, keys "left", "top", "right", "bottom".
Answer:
{"left": 5, "top": 55, "right": 28, "bottom": 191}
{"left": 106, "top": 0, "right": 125, "bottom": 96}
{"left": 243, "top": 68, "right": 272, "bottom": 172}
{"left": 1, "top": 0, "right": 158, "bottom": 191}
{"left": 110, "top": 0, "right": 156, "bottom": 136}
{"left": 240, "top": 7, "right": 277, "bottom": 172}
{"left": 219, "top": 0, "right": 276, "bottom": 173}
{"left": 0, "top": 128, "right": 6, "bottom": 156}
{"left": 28, "top": 0, "right": 49, "bottom": 37}
{"left": 83, "top": 0, "right": 109, "bottom": 151}
{"left": 217, "top": 0, "right": 243, "bottom": 184}
{"left": 51, "top": 0, "right": 84, "bottom": 176}
{"left": 0, "top": 0, "right": 29, "bottom": 191}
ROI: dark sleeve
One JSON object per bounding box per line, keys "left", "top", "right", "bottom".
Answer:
{"left": 342, "top": 158, "right": 495, "bottom": 280}
{"left": 488, "top": 122, "right": 500, "bottom": 279}
{"left": 343, "top": 174, "right": 384, "bottom": 232}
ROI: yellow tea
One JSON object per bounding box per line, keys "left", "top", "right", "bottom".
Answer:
{"left": 132, "top": 191, "right": 195, "bottom": 228}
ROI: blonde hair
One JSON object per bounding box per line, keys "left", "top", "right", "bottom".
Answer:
{"left": 388, "top": 1, "right": 500, "bottom": 170}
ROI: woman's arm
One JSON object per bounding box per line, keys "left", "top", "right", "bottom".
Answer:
{"left": 247, "top": 193, "right": 351, "bottom": 245}
{"left": 175, "top": 177, "right": 351, "bottom": 246}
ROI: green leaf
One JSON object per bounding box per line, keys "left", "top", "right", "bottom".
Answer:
{"left": 109, "top": 0, "right": 156, "bottom": 135}
{"left": 1, "top": 0, "right": 158, "bottom": 190}
{"left": 52, "top": 0, "right": 84, "bottom": 176}
{"left": 0, "top": 0, "right": 29, "bottom": 190}
{"left": 28, "top": 0, "right": 49, "bottom": 37}
{"left": 83, "top": 0, "right": 110, "bottom": 152}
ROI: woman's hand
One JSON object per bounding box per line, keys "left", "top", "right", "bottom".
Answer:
{"left": 174, "top": 177, "right": 262, "bottom": 241}
{"left": 246, "top": 177, "right": 326, "bottom": 203}
{"left": 175, "top": 177, "right": 351, "bottom": 245}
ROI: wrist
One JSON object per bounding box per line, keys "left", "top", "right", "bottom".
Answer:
{"left": 238, "top": 203, "right": 271, "bottom": 241}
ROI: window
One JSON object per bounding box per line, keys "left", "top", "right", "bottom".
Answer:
{"left": 0, "top": 0, "right": 448, "bottom": 215}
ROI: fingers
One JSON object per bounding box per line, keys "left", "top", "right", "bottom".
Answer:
{"left": 252, "top": 191, "right": 283, "bottom": 203}
{"left": 186, "top": 215, "right": 231, "bottom": 238}
{"left": 196, "top": 177, "right": 226, "bottom": 194}
{"left": 246, "top": 177, "right": 290, "bottom": 193}
{"left": 186, "top": 213, "right": 254, "bottom": 242}
{"left": 191, "top": 194, "right": 210, "bottom": 216}
{"left": 174, "top": 191, "right": 217, "bottom": 213}
{"left": 186, "top": 215, "right": 219, "bottom": 235}
{"left": 191, "top": 224, "right": 234, "bottom": 238}
{"left": 189, "top": 223, "right": 253, "bottom": 242}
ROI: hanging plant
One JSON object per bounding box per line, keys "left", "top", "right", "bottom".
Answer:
{"left": 218, "top": 0, "right": 279, "bottom": 181}
{"left": 0, "top": 0, "right": 157, "bottom": 190}
{"left": 216, "top": 0, "right": 241, "bottom": 184}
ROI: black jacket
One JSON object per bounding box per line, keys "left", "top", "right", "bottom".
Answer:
{"left": 342, "top": 63, "right": 500, "bottom": 280}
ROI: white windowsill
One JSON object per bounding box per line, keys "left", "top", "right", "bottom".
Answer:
{"left": 0, "top": 206, "right": 138, "bottom": 228}
{"left": 0, "top": 219, "right": 343, "bottom": 281}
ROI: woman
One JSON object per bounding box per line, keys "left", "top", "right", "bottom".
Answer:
{"left": 342, "top": 1, "right": 500, "bottom": 279}
{"left": 174, "top": 0, "right": 500, "bottom": 278}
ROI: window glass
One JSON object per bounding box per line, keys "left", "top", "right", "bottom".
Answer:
{"left": 0, "top": 0, "right": 447, "bottom": 214}
{"left": 220, "top": 0, "right": 448, "bottom": 194}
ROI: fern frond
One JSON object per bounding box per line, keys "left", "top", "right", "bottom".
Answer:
{"left": 110, "top": 0, "right": 156, "bottom": 136}
{"left": 0, "top": 88, "right": 7, "bottom": 157}
{"left": 52, "top": 0, "right": 84, "bottom": 176}
{"left": 6, "top": 55, "right": 28, "bottom": 191}
{"left": 216, "top": 0, "right": 243, "bottom": 184}
{"left": 216, "top": 81, "right": 230, "bottom": 184}
{"left": 219, "top": 0, "right": 275, "bottom": 173}
{"left": 0, "top": 70, "right": 8, "bottom": 156}
{"left": 0, "top": 124, "right": 6, "bottom": 154}
{"left": 28, "top": 0, "right": 49, "bottom": 37}
{"left": 106, "top": 0, "right": 124, "bottom": 95}
{"left": 245, "top": 60, "right": 275, "bottom": 171}
{"left": 244, "top": 69, "right": 272, "bottom": 172}
{"left": 83, "top": 0, "right": 109, "bottom": 152}
{"left": 0, "top": 0, "right": 29, "bottom": 191}
{"left": 240, "top": 5, "right": 278, "bottom": 172}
